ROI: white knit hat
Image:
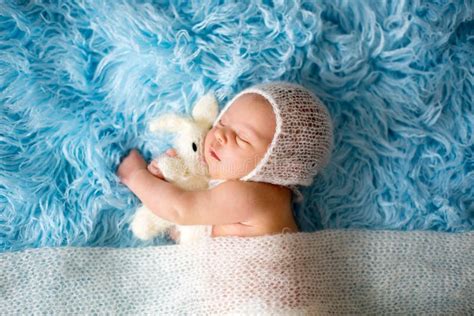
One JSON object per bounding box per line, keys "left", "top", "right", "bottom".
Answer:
{"left": 213, "top": 81, "right": 334, "bottom": 203}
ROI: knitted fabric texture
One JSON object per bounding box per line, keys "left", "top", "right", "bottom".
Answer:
{"left": 213, "top": 82, "right": 334, "bottom": 202}
{"left": 1, "top": 230, "right": 472, "bottom": 314}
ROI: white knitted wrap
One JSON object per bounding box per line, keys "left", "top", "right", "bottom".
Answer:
{"left": 213, "top": 82, "right": 334, "bottom": 201}
{"left": 2, "top": 230, "right": 473, "bottom": 314}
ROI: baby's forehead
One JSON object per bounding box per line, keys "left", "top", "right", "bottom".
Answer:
{"left": 217, "top": 93, "right": 275, "bottom": 142}
{"left": 235, "top": 93, "right": 269, "bottom": 105}
{"left": 225, "top": 93, "right": 272, "bottom": 116}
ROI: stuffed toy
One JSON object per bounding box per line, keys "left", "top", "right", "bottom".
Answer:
{"left": 130, "top": 93, "right": 219, "bottom": 243}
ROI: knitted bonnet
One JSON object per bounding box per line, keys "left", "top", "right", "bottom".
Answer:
{"left": 213, "top": 81, "right": 334, "bottom": 203}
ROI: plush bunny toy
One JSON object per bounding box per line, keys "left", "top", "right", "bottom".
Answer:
{"left": 130, "top": 93, "right": 219, "bottom": 243}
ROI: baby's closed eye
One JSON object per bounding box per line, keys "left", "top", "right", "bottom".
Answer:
{"left": 237, "top": 134, "right": 249, "bottom": 144}
{"left": 218, "top": 119, "right": 250, "bottom": 145}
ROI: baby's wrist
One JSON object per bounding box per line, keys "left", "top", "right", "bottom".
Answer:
{"left": 126, "top": 168, "right": 149, "bottom": 187}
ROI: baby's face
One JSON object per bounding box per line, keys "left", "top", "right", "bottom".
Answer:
{"left": 203, "top": 93, "right": 276, "bottom": 180}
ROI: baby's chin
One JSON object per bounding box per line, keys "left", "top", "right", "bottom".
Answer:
{"left": 207, "top": 166, "right": 251, "bottom": 181}
{"left": 207, "top": 163, "right": 228, "bottom": 180}
{"left": 207, "top": 167, "right": 225, "bottom": 180}
{"left": 205, "top": 154, "right": 254, "bottom": 180}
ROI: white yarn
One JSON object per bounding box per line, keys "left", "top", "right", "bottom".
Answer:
{"left": 2, "top": 230, "right": 473, "bottom": 314}
{"left": 213, "top": 81, "right": 334, "bottom": 203}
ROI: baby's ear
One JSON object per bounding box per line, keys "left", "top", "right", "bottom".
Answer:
{"left": 192, "top": 93, "right": 219, "bottom": 127}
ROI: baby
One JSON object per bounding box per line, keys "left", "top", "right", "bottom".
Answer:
{"left": 117, "top": 82, "right": 333, "bottom": 241}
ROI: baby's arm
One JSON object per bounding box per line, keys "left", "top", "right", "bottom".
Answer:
{"left": 117, "top": 149, "right": 182, "bottom": 223}
{"left": 173, "top": 180, "right": 263, "bottom": 226}
{"left": 126, "top": 169, "right": 183, "bottom": 223}
{"left": 117, "top": 150, "right": 264, "bottom": 226}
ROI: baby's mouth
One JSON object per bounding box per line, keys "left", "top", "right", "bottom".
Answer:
{"left": 210, "top": 148, "right": 221, "bottom": 161}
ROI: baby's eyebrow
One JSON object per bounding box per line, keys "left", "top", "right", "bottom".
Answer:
{"left": 222, "top": 116, "right": 263, "bottom": 142}
{"left": 237, "top": 122, "right": 261, "bottom": 141}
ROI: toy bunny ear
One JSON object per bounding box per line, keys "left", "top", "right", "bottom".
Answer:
{"left": 149, "top": 114, "right": 188, "bottom": 133}
{"left": 191, "top": 92, "right": 219, "bottom": 127}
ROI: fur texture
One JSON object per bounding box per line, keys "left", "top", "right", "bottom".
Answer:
{"left": 0, "top": 0, "right": 472, "bottom": 252}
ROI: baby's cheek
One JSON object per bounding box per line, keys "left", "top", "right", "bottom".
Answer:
{"left": 231, "top": 156, "right": 246, "bottom": 174}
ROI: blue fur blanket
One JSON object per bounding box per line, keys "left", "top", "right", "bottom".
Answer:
{"left": 1, "top": 0, "right": 473, "bottom": 252}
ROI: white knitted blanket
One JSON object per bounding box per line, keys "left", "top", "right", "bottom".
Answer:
{"left": 1, "top": 230, "right": 473, "bottom": 315}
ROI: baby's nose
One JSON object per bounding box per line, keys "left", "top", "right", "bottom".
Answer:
{"left": 216, "top": 130, "right": 226, "bottom": 144}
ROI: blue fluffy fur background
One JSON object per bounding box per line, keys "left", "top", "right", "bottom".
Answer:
{"left": 0, "top": 0, "right": 473, "bottom": 252}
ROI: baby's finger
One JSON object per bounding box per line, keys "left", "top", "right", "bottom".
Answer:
{"left": 147, "top": 163, "right": 155, "bottom": 174}
{"left": 168, "top": 226, "right": 180, "bottom": 242}
{"left": 166, "top": 148, "right": 177, "bottom": 157}
{"left": 148, "top": 162, "right": 164, "bottom": 179}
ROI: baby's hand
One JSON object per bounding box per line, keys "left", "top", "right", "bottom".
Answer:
{"left": 147, "top": 160, "right": 164, "bottom": 179}
{"left": 168, "top": 226, "right": 180, "bottom": 242}
{"left": 117, "top": 149, "right": 147, "bottom": 185}
{"left": 147, "top": 149, "right": 178, "bottom": 180}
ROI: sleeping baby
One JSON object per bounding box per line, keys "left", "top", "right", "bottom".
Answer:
{"left": 117, "top": 82, "right": 333, "bottom": 241}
